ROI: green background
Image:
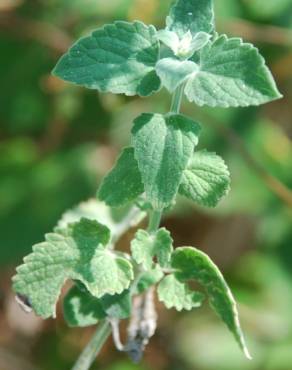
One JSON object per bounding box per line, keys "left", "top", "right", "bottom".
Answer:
{"left": 0, "top": 0, "right": 292, "bottom": 369}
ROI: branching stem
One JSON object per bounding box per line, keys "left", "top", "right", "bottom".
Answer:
{"left": 72, "top": 85, "right": 184, "bottom": 370}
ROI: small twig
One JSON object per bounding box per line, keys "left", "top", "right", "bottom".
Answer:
{"left": 72, "top": 320, "right": 111, "bottom": 370}
{"left": 124, "top": 287, "right": 157, "bottom": 363}
{"left": 110, "top": 319, "right": 125, "bottom": 352}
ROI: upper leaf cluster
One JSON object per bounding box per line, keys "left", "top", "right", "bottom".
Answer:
{"left": 53, "top": 0, "right": 281, "bottom": 107}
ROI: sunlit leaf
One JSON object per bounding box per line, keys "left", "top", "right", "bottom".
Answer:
{"left": 53, "top": 21, "right": 161, "bottom": 96}
{"left": 172, "top": 247, "right": 251, "bottom": 359}
{"left": 132, "top": 113, "right": 201, "bottom": 210}
{"left": 131, "top": 228, "right": 173, "bottom": 270}
{"left": 185, "top": 35, "right": 282, "bottom": 107}
{"left": 98, "top": 147, "right": 144, "bottom": 207}
{"left": 13, "top": 218, "right": 133, "bottom": 318}
{"left": 179, "top": 150, "right": 231, "bottom": 207}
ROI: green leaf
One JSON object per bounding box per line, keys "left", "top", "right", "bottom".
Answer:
{"left": 53, "top": 21, "right": 161, "bottom": 97}
{"left": 157, "top": 30, "right": 210, "bottom": 59}
{"left": 98, "top": 147, "right": 144, "bottom": 207}
{"left": 179, "top": 150, "right": 230, "bottom": 207}
{"left": 189, "top": 31, "right": 212, "bottom": 53}
{"left": 13, "top": 218, "right": 134, "bottom": 318}
{"left": 166, "top": 0, "right": 215, "bottom": 38}
{"left": 158, "top": 274, "right": 204, "bottom": 311}
{"left": 63, "top": 285, "right": 131, "bottom": 327}
{"left": 157, "top": 29, "right": 180, "bottom": 51}
{"left": 56, "top": 199, "right": 146, "bottom": 241}
{"left": 156, "top": 58, "right": 198, "bottom": 92}
{"left": 63, "top": 285, "right": 106, "bottom": 327}
{"left": 101, "top": 289, "right": 131, "bottom": 319}
{"left": 185, "top": 35, "right": 282, "bottom": 107}
{"left": 131, "top": 228, "right": 173, "bottom": 270}
{"left": 132, "top": 113, "right": 201, "bottom": 210}
{"left": 56, "top": 199, "right": 116, "bottom": 230}
{"left": 134, "top": 267, "right": 164, "bottom": 294}
{"left": 171, "top": 247, "right": 251, "bottom": 359}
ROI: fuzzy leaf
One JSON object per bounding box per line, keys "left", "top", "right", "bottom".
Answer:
{"left": 131, "top": 228, "right": 173, "bottom": 270}
{"left": 158, "top": 274, "right": 204, "bottom": 311}
{"left": 57, "top": 199, "right": 146, "bottom": 241}
{"left": 98, "top": 147, "right": 144, "bottom": 207}
{"left": 157, "top": 30, "right": 210, "bottom": 59}
{"left": 101, "top": 289, "right": 131, "bottom": 319}
{"left": 132, "top": 113, "right": 201, "bottom": 210}
{"left": 156, "top": 58, "right": 198, "bottom": 92}
{"left": 134, "top": 267, "right": 164, "bottom": 294}
{"left": 179, "top": 150, "right": 230, "bottom": 207}
{"left": 53, "top": 21, "right": 161, "bottom": 97}
{"left": 157, "top": 29, "right": 180, "bottom": 51}
{"left": 172, "top": 247, "right": 251, "bottom": 359}
{"left": 185, "top": 35, "right": 282, "bottom": 107}
{"left": 13, "top": 218, "right": 134, "bottom": 318}
{"left": 63, "top": 285, "right": 106, "bottom": 327}
{"left": 166, "top": 0, "right": 214, "bottom": 38}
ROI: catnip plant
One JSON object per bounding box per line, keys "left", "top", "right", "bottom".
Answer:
{"left": 13, "top": 0, "right": 282, "bottom": 369}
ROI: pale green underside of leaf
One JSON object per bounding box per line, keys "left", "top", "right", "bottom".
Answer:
{"left": 158, "top": 274, "right": 204, "bottom": 311}
{"left": 185, "top": 35, "right": 282, "bottom": 107}
{"left": 132, "top": 113, "right": 201, "bottom": 210}
{"left": 179, "top": 150, "right": 231, "bottom": 207}
{"left": 53, "top": 21, "right": 161, "bottom": 97}
{"left": 131, "top": 228, "right": 173, "bottom": 270}
{"left": 100, "top": 289, "right": 131, "bottom": 320}
{"left": 56, "top": 199, "right": 146, "bottom": 243}
{"left": 63, "top": 285, "right": 131, "bottom": 327}
{"left": 156, "top": 58, "right": 198, "bottom": 92}
{"left": 172, "top": 247, "right": 251, "bottom": 359}
{"left": 13, "top": 218, "right": 134, "bottom": 319}
{"left": 134, "top": 267, "right": 164, "bottom": 294}
{"left": 57, "top": 199, "right": 116, "bottom": 231}
{"left": 63, "top": 285, "right": 106, "bottom": 327}
{"left": 98, "top": 147, "right": 144, "bottom": 207}
{"left": 166, "top": 0, "right": 214, "bottom": 38}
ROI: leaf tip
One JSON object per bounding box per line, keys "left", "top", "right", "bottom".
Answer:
{"left": 243, "top": 345, "right": 252, "bottom": 361}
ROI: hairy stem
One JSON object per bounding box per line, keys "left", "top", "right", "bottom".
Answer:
{"left": 170, "top": 84, "right": 184, "bottom": 113}
{"left": 72, "top": 320, "right": 111, "bottom": 370}
{"left": 73, "top": 83, "right": 185, "bottom": 369}
{"left": 147, "top": 210, "right": 162, "bottom": 234}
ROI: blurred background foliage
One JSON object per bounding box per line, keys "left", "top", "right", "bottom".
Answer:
{"left": 0, "top": 0, "right": 292, "bottom": 369}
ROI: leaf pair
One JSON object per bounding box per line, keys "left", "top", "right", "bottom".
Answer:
{"left": 131, "top": 228, "right": 173, "bottom": 270}
{"left": 99, "top": 113, "right": 200, "bottom": 210}
{"left": 128, "top": 230, "right": 251, "bottom": 359}
{"left": 13, "top": 218, "right": 134, "bottom": 318}
{"left": 98, "top": 114, "right": 230, "bottom": 210}
{"left": 157, "top": 247, "right": 251, "bottom": 359}
{"left": 157, "top": 34, "right": 282, "bottom": 107}
{"left": 53, "top": 0, "right": 281, "bottom": 108}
